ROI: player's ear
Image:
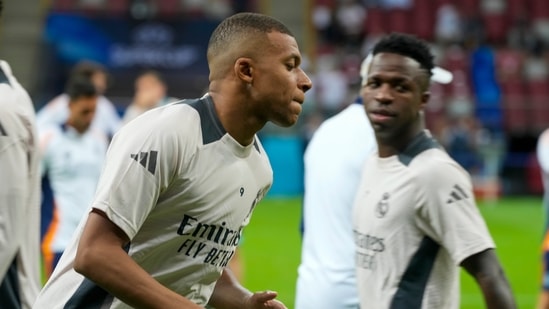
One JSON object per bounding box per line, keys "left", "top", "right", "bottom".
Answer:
{"left": 421, "top": 91, "right": 430, "bottom": 108}
{"left": 234, "top": 57, "right": 253, "bottom": 84}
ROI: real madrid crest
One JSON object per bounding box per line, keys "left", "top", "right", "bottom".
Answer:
{"left": 375, "top": 192, "right": 390, "bottom": 218}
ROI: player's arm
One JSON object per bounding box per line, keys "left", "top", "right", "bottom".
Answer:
{"left": 74, "top": 209, "right": 203, "bottom": 309}
{"left": 461, "top": 249, "right": 517, "bottom": 309}
{"left": 208, "top": 268, "right": 286, "bottom": 309}
{"left": 0, "top": 113, "right": 25, "bottom": 278}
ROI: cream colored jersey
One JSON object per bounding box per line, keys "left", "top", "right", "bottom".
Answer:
{"left": 353, "top": 130, "right": 495, "bottom": 309}
{"left": 0, "top": 60, "right": 41, "bottom": 309}
{"left": 34, "top": 94, "right": 273, "bottom": 308}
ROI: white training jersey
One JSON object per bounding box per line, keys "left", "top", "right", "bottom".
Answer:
{"left": 353, "top": 130, "right": 495, "bottom": 309}
{"left": 33, "top": 94, "right": 273, "bottom": 308}
{"left": 295, "top": 100, "right": 376, "bottom": 309}
{"left": 0, "top": 60, "right": 41, "bottom": 309}
{"left": 37, "top": 93, "right": 122, "bottom": 138}
{"left": 39, "top": 124, "right": 108, "bottom": 253}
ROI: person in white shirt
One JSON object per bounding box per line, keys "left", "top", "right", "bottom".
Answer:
{"left": 39, "top": 75, "right": 108, "bottom": 278}
{"left": 537, "top": 128, "right": 549, "bottom": 309}
{"left": 37, "top": 60, "right": 121, "bottom": 139}
{"left": 33, "top": 12, "right": 312, "bottom": 309}
{"left": 295, "top": 54, "right": 453, "bottom": 309}
{"left": 0, "top": 52, "right": 41, "bottom": 309}
{"left": 353, "top": 32, "right": 515, "bottom": 309}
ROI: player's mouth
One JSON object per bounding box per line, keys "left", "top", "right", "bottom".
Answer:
{"left": 369, "top": 109, "right": 396, "bottom": 123}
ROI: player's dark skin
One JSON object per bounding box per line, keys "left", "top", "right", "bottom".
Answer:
{"left": 361, "top": 52, "right": 517, "bottom": 309}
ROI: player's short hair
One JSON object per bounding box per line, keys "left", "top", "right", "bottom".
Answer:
{"left": 372, "top": 33, "right": 435, "bottom": 79}
{"left": 137, "top": 69, "right": 165, "bottom": 85}
{"left": 207, "top": 12, "right": 293, "bottom": 60}
{"left": 69, "top": 60, "right": 108, "bottom": 80}
{"left": 65, "top": 75, "right": 97, "bottom": 102}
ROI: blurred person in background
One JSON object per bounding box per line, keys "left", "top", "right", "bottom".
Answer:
{"left": 537, "top": 127, "right": 549, "bottom": 309}
{"left": 39, "top": 75, "right": 108, "bottom": 278}
{"left": 122, "top": 70, "right": 178, "bottom": 124}
{"left": 353, "top": 32, "right": 515, "bottom": 308}
{"left": 33, "top": 12, "right": 311, "bottom": 309}
{"left": 0, "top": 1, "right": 42, "bottom": 307}
{"left": 295, "top": 52, "right": 453, "bottom": 309}
{"left": 37, "top": 60, "right": 122, "bottom": 139}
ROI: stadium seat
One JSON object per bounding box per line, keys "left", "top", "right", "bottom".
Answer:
{"left": 387, "top": 8, "right": 411, "bottom": 34}
{"left": 526, "top": 79, "right": 549, "bottom": 132}
{"left": 530, "top": 0, "right": 549, "bottom": 19}
{"left": 156, "top": 0, "right": 181, "bottom": 17}
{"left": 107, "top": 0, "right": 128, "bottom": 15}
{"left": 52, "top": 0, "right": 74, "bottom": 11}
{"left": 506, "top": 0, "right": 529, "bottom": 21}
{"left": 364, "top": 7, "right": 386, "bottom": 35}
{"left": 501, "top": 79, "right": 529, "bottom": 133}
{"left": 482, "top": 12, "right": 509, "bottom": 44}
{"left": 412, "top": 0, "right": 435, "bottom": 40}
{"left": 457, "top": 0, "right": 479, "bottom": 16}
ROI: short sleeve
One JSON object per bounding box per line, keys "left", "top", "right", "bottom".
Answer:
{"left": 415, "top": 158, "right": 495, "bottom": 265}
{"left": 91, "top": 109, "right": 186, "bottom": 240}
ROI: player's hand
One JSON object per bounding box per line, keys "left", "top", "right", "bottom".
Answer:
{"left": 244, "top": 290, "right": 287, "bottom": 309}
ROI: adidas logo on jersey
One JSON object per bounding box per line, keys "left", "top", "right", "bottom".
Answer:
{"left": 130, "top": 151, "right": 158, "bottom": 175}
{"left": 446, "top": 184, "right": 468, "bottom": 204}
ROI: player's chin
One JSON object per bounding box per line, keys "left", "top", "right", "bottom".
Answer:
{"left": 272, "top": 113, "right": 300, "bottom": 127}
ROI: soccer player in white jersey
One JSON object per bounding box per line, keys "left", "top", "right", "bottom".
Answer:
{"left": 353, "top": 33, "right": 516, "bottom": 308}
{"left": 37, "top": 60, "right": 121, "bottom": 139}
{"left": 39, "top": 75, "right": 108, "bottom": 278}
{"left": 295, "top": 54, "right": 453, "bottom": 309}
{"left": 33, "top": 12, "right": 312, "bottom": 309}
{"left": 537, "top": 128, "right": 549, "bottom": 309}
{"left": 0, "top": 3, "right": 42, "bottom": 304}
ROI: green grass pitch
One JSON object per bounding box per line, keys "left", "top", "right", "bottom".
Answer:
{"left": 240, "top": 196, "right": 544, "bottom": 308}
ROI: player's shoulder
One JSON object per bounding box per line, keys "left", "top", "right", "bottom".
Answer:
{"left": 115, "top": 97, "right": 203, "bottom": 144}
{"left": 404, "top": 131, "right": 467, "bottom": 176}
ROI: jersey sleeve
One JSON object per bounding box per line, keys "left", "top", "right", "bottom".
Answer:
{"left": 414, "top": 157, "right": 495, "bottom": 265}
{"left": 538, "top": 129, "right": 549, "bottom": 173}
{"left": 91, "top": 109, "right": 188, "bottom": 240}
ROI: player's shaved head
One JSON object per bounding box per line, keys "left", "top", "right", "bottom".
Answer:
{"left": 207, "top": 12, "right": 294, "bottom": 80}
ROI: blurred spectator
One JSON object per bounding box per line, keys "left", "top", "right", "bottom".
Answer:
{"left": 470, "top": 43, "right": 502, "bottom": 133}
{"left": 435, "top": 3, "right": 463, "bottom": 45}
{"left": 334, "top": 0, "right": 366, "bottom": 47}
{"left": 524, "top": 39, "right": 548, "bottom": 81}
{"left": 440, "top": 115, "right": 482, "bottom": 174}
{"left": 507, "top": 17, "right": 538, "bottom": 51}
{"left": 37, "top": 60, "right": 122, "bottom": 140}
{"left": 122, "top": 70, "right": 177, "bottom": 124}
{"left": 313, "top": 53, "right": 349, "bottom": 118}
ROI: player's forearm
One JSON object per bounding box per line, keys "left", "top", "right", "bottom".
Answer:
{"left": 461, "top": 249, "right": 517, "bottom": 309}
{"left": 477, "top": 271, "right": 517, "bottom": 309}
{"left": 208, "top": 268, "right": 252, "bottom": 309}
{"left": 74, "top": 243, "right": 202, "bottom": 309}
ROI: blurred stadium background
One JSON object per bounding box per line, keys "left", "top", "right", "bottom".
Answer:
{"left": 1, "top": 0, "right": 548, "bottom": 307}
